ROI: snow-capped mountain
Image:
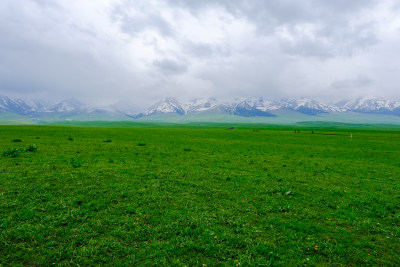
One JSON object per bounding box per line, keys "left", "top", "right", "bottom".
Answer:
{"left": 232, "top": 97, "right": 281, "bottom": 111}
{"left": 132, "top": 97, "right": 185, "bottom": 118}
{"left": 0, "top": 96, "right": 89, "bottom": 115}
{"left": 23, "top": 99, "right": 51, "bottom": 113}
{"left": 283, "top": 98, "right": 343, "bottom": 115}
{"left": 131, "top": 97, "right": 282, "bottom": 117}
{"left": 0, "top": 96, "right": 42, "bottom": 115}
{"left": 227, "top": 98, "right": 278, "bottom": 117}
{"left": 183, "top": 98, "right": 223, "bottom": 114}
{"left": 132, "top": 96, "right": 399, "bottom": 117}
{"left": 337, "top": 97, "right": 400, "bottom": 114}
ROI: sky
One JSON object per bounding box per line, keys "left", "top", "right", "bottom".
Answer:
{"left": 1, "top": 0, "right": 400, "bottom": 107}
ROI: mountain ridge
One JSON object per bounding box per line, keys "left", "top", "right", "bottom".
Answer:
{"left": 131, "top": 96, "right": 400, "bottom": 117}
{"left": 1, "top": 96, "right": 400, "bottom": 122}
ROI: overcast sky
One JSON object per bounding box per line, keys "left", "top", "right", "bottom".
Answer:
{"left": 1, "top": 0, "right": 400, "bottom": 106}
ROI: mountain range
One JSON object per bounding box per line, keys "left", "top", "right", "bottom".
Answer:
{"left": 1, "top": 95, "right": 400, "bottom": 123}
{"left": 129, "top": 96, "right": 400, "bottom": 118}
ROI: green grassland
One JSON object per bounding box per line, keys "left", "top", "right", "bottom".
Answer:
{"left": 1, "top": 124, "right": 399, "bottom": 265}
{"left": 3, "top": 109, "right": 400, "bottom": 126}
{"left": 70, "top": 111, "right": 400, "bottom": 125}
{"left": 0, "top": 113, "right": 36, "bottom": 125}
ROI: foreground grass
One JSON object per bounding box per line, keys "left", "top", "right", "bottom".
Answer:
{"left": 0, "top": 125, "right": 399, "bottom": 265}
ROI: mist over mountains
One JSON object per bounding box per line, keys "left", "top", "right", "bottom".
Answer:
{"left": 1, "top": 95, "right": 400, "bottom": 123}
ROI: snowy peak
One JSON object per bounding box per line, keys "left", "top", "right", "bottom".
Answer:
{"left": 283, "top": 98, "right": 342, "bottom": 114}
{"left": 150, "top": 97, "right": 185, "bottom": 114}
{"left": 181, "top": 97, "right": 280, "bottom": 116}
{"left": 23, "top": 99, "right": 50, "bottom": 112}
{"left": 338, "top": 97, "right": 400, "bottom": 113}
{"left": 222, "top": 97, "right": 278, "bottom": 117}
{"left": 234, "top": 97, "right": 282, "bottom": 111}
{"left": 183, "top": 98, "right": 223, "bottom": 113}
{"left": 0, "top": 96, "right": 43, "bottom": 114}
{"left": 0, "top": 96, "right": 87, "bottom": 115}
{"left": 134, "top": 97, "right": 185, "bottom": 118}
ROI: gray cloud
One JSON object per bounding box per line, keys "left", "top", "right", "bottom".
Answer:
{"left": 0, "top": 0, "right": 399, "bottom": 106}
{"left": 167, "top": 0, "right": 379, "bottom": 58}
{"left": 183, "top": 42, "right": 216, "bottom": 58}
{"left": 113, "top": 3, "right": 173, "bottom": 37}
{"left": 153, "top": 58, "right": 188, "bottom": 75}
{"left": 182, "top": 41, "right": 231, "bottom": 59}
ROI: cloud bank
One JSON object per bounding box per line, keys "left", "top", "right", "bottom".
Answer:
{"left": 1, "top": 0, "right": 400, "bottom": 107}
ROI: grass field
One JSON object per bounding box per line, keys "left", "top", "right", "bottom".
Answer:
{"left": 1, "top": 124, "right": 399, "bottom": 265}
